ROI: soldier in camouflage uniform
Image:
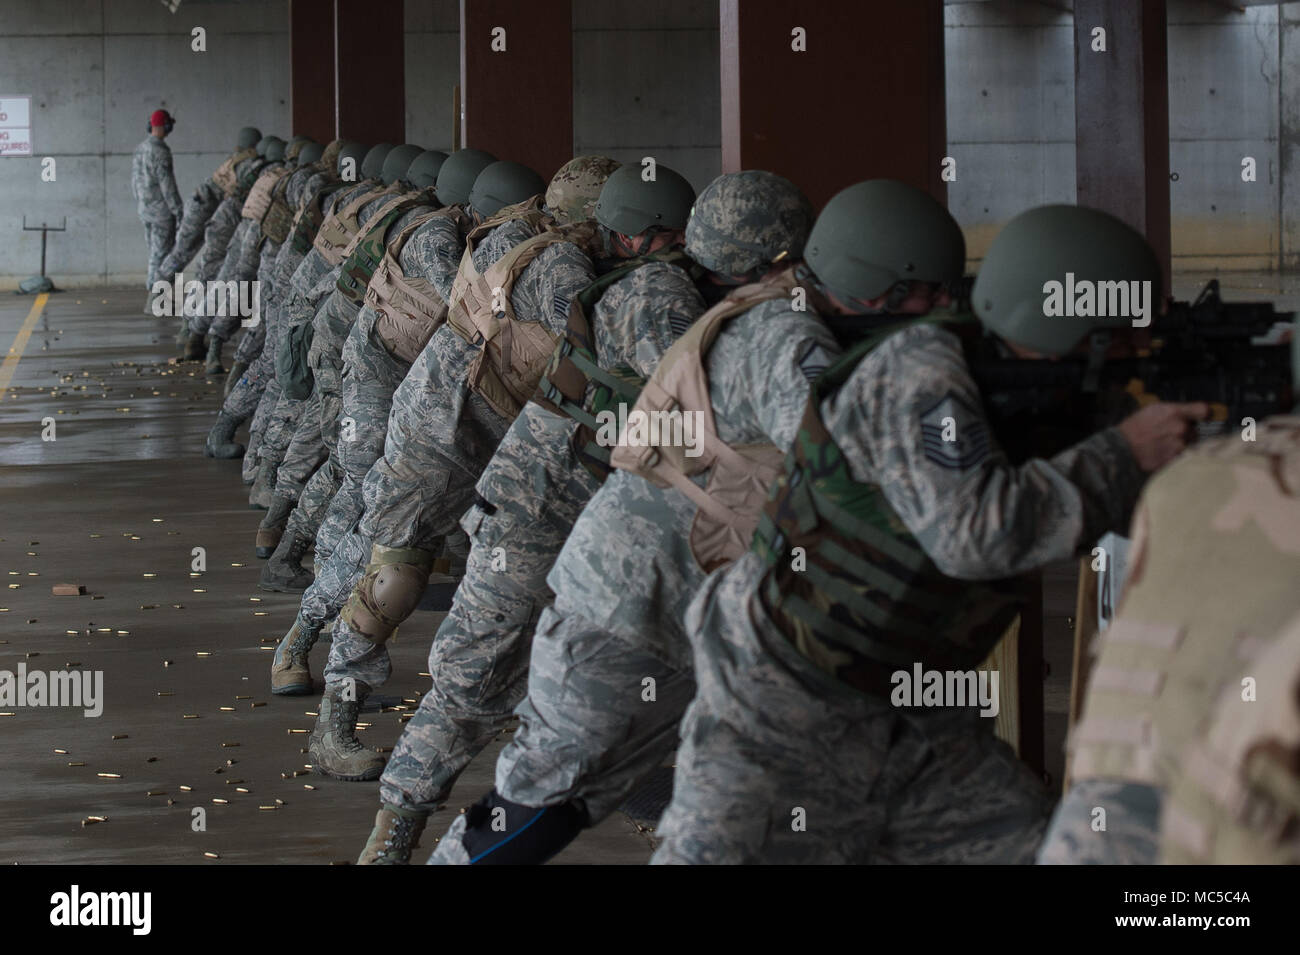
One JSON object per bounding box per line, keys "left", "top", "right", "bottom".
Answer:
{"left": 132, "top": 109, "right": 184, "bottom": 312}
{"left": 292, "top": 158, "right": 614, "bottom": 784}
{"left": 643, "top": 202, "right": 1207, "bottom": 865}
{"left": 204, "top": 141, "right": 336, "bottom": 462}
{"left": 253, "top": 145, "right": 449, "bottom": 568}
{"left": 426, "top": 172, "right": 838, "bottom": 866}
{"left": 259, "top": 148, "right": 490, "bottom": 591}
{"left": 358, "top": 168, "right": 808, "bottom": 864}
{"left": 156, "top": 125, "right": 261, "bottom": 309}
{"left": 1038, "top": 414, "right": 1300, "bottom": 865}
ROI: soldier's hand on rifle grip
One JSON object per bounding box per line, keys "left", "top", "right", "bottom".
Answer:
{"left": 1117, "top": 401, "right": 1210, "bottom": 473}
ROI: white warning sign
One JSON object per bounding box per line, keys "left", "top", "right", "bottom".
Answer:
{"left": 0, "top": 96, "right": 33, "bottom": 157}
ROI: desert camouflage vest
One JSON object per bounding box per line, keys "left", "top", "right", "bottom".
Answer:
{"left": 241, "top": 165, "right": 291, "bottom": 224}
{"left": 335, "top": 186, "right": 440, "bottom": 305}
{"left": 1070, "top": 417, "right": 1300, "bottom": 797}
{"left": 261, "top": 169, "right": 300, "bottom": 243}
{"left": 536, "top": 248, "right": 693, "bottom": 481}
{"left": 446, "top": 198, "right": 601, "bottom": 420}
{"left": 750, "top": 311, "right": 1026, "bottom": 698}
{"left": 213, "top": 147, "right": 257, "bottom": 197}
{"left": 365, "top": 205, "right": 470, "bottom": 364}
{"left": 608, "top": 268, "right": 802, "bottom": 573}
{"left": 312, "top": 180, "right": 402, "bottom": 266}
{"left": 1162, "top": 604, "right": 1300, "bottom": 864}
{"left": 289, "top": 182, "right": 348, "bottom": 256}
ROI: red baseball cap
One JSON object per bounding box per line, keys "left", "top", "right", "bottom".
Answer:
{"left": 150, "top": 109, "right": 173, "bottom": 127}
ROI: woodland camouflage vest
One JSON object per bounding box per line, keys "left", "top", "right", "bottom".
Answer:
{"left": 312, "top": 180, "right": 402, "bottom": 266}
{"left": 535, "top": 248, "right": 692, "bottom": 481}
{"left": 289, "top": 182, "right": 348, "bottom": 256}
{"left": 1069, "top": 417, "right": 1300, "bottom": 805}
{"left": 213, "top": 147, "right": 257, "bottom": 197}
{"left": 233, "top": 157, "right": 272, "bottom": 202}
{"left": 261, "top": 168, "right": 300, "bottom": 243}
{"left": 335, "top": 186, "right": 440, "bottom": 305}
{"left": 364, "top": 205, "right": 470, "bottom": 364}
{"left": 608, "top": 268, "right": 802, "bottom": 573}
{"left": 446, "top": 197, "right": 601, "bottom": 420}
{"left": 750, "top": 312, "right": 1028, "bottom": 698}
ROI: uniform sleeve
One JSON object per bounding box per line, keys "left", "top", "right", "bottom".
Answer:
{"left": 519, "top": 242, "right": 597, "bottom": 338}
{"left": 600, "top": 263, "right": 707, "bottom": 380}
{"left": 401, "top": 214, "right": 463, "bottom": 303}
{"left": 157, "top": 148, "right": 184, "bottom": 220}
{"left": 830, "top": 323, "right": 1146, "bottom": 580}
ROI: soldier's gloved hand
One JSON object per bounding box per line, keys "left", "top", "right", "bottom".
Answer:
{"left": 1117, "top": 401, "right": 1209, "bottom": 473}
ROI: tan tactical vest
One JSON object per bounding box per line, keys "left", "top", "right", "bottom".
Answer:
{"left": 364, "top": 206, "right": 469, "bottom": 364}
{"left": 312, "top": 180, "right": 403, "bottom": 266}
{"left": 261, "top": 170, "right": 298, "bottom": 243}
{"left": 445, "top": 198, "right": 599, "bottom": 420}
{"left": 241, "top": 165, "right": 291, "bottom": 223}
{"left": 1160, "top": 609, "right": 1300, "bottom": 864}
{"left": 213, "top": 147, "right": 257, "bottom": 197}
{"left": 1069, "top": 417, "right": 1300, "bottom": 792}
{"left": 608, "top": 268, "right": 801, "bottom": 572}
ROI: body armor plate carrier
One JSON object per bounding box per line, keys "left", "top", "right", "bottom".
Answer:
{"left": 312, "top": 180, "right": 403, "bottom": 266}
{"left": 213, "top": 147, "right": 258, "bottom": 198}
{"left": 335, "top": 187, "right": 440, "bottom": 306}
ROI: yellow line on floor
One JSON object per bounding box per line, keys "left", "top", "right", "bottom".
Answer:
{"left": 0, "top": 292, "right": 49, "bottom": 394}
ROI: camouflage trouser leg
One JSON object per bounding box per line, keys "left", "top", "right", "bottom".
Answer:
{"left": 143, "top": 217, "right": 176, "bottom": 289}
{"left": 232, "top": 318, "right": 265, "bottom": 367}
{"left": 221, "top": 371, "right": 265, "bottom": 425}
{"left": 158, "top": 189, "right": 219, "bottom": 279}
{"left": 377, "top": 502, "right": 557, "bottom": 813}
{"left": 301, "top": 527, "right": 369, "bottom": 634}
{"left": 316, "top": 318, "right": 408, "bottom": 562}
{"left": 193, "top": 197, "right": 241, "bottom": 285}
{"left": 244, "top": 376, "right": 283, "bottom": 481}
{"left": 649, "top": 554, "right": 1050, "bottom": 865}
{"left": 1036, "top": 779, "right": 1161, "bottom": 864}
{"left": 283, "top": 318, "right": 348, "bottom": 545}
{"left": 273, "top": 390, "right": 326, "bottom": 502}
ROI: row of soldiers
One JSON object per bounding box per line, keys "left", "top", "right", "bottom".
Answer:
{"left": 166, "top": 128, "right": 1299, "bottom": 864}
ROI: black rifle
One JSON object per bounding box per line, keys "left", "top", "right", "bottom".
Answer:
{"left": 966, "top": 280, "right": 1295, "bottom": 463}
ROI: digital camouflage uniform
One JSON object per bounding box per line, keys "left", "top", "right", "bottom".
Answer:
{"left": 428, "top": 296, "right": 841, "bottom": 863}
{"left": 131, "top": 135, "right": 184, "bottom": 288}
{"left": 648, "top": 322, "right": 1147, "bottom": 864}
{"left": 380, "top": 260, "right": 706, "bottom": 814}
{"left": 157, "top": 179, "right": 222, "bottom": 280}
{"left": 191, "top": 153, "right": 263, "bottom": 283}
{"left": 305, "top": 217, "right": 597, "bottom": 696}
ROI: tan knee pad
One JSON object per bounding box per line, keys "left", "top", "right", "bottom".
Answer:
{"left": 341, "top": 544, "right": 435, "bottom": 645}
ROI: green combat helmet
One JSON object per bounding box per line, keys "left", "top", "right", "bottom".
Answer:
{"left": 255, "top": 135, "right": 280, "bottom": 158}
{"left": 237, "top": 126, "right": 262, "bottom": 151}
{"left": 594, "top": 163, "right": 696, "bottom": 236}
{"left": 972, "top": 204, "right": 1161, "bottom": 357}
{"left": 361, "top": 143, "right": 395, "bottom": 182}
{"left": 545, "top": 155, "right": 622, "bottom": 225}
{"left": 337, "top": 141, "right": 368, "bottom": 181}
{"left": 381, "top": 144, "right": 425, "bottom": 186}
{"left": 804, "top": 179, "right": 965, "bottom": 305}
{"left": 468, "top": 161, "right": 546, "bottom": 217}
{"left": 298, "top": 142, "right": 325, "bottom": 166}
{"left": 261, "top": 136, "right": 286, "bottom": 163}
{"left": 686, "top": 170, "right": 813, "bottom": 277}
{"left": 434, "top": 148, "right": 496, "bottom": 206}
{"left": 285, "top": 135, "right": 314, "bottom": 165}
{"left": 406, "top": 150, "right": 449, "bottom": 190}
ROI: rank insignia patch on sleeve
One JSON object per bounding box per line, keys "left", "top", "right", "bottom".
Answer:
{"left": 919, "top": 390, "right": 992, "bottom": 470}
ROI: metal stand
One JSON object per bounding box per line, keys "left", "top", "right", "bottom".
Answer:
{"left": 20, "top": 216, "right": 66, "bottom": 292}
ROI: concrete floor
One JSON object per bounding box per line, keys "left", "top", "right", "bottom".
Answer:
{"left": 0, "top": 288, "right": 652, "bottom": 864}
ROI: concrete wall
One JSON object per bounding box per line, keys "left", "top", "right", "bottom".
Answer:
{"left": 404, "top": 0, "right": 459, "bottom": 151}
{"left": 0, "top": 0, "right": 291, "bottom": 288}
{"left": 945, "top": 0, "right": 1298, "bottom": 271}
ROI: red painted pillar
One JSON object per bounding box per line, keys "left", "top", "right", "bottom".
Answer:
{"left": 720, "top": 0, "right": 947, "bottom": 211}
{"left": 335, "top": 0, "right": 406, "bottom": 143}
{"left": 1074, "top": 0, "right": 1171, "bottom": 292}
{"left": 289, "top": 0, "right": 335, "bottom": 144}
{"left": 459, "top": 0, "right": 573, "bottom": 180}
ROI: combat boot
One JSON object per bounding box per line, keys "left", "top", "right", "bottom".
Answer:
{"left": 358, "top": 806, "right": 428, "bottom": 864}
{"left": 259, "top": 533, "right": 314, "bottom": 592}
{"left": 270, "top": 616, "right": 320, "bottom": 695}
{"left": 248, "top": 460, "right": 274, "bottom": 509}
{"left": 309, "top": 683, "right": 385, "bottom": 781}
{"left": 205, "top": 335, "right": 226, "bottom": 375}
{"left": 255, "top": 492, "right": 294, "bottom": 558}
{"left": 204, "top": 410, "right": 245, "bottom": 459}
{"left": 223, "top": 360, "right": 248, "bottom": 398}
{"left": 184, "top": 332, "right": 207, "bottom": 362}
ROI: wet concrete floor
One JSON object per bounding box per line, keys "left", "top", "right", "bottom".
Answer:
{"left": 0, "top": 288, "right": 652, "bottom": 864}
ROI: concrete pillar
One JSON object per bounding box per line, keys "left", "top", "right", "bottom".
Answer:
{"left": 719, "top": 0, "right": 947, "bottom": 211}
{"left": 459, "top": 0, "right": 573, "bottom": 180}
{"left": 289, "top": 0, "right": 335, "bottom": 144}
{"left": 1074, "top": 0, "right": 1171, "bottom": 290}
{"left": 335, "top": 0, "right": 405, "bottom": 143}
{"left": 1282, "top": 5, "right": 1299, "bottom": 271}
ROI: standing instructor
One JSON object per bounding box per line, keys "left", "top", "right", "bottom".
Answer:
{"left": 131, "top": 108, "right": 184, "bottom": 312}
